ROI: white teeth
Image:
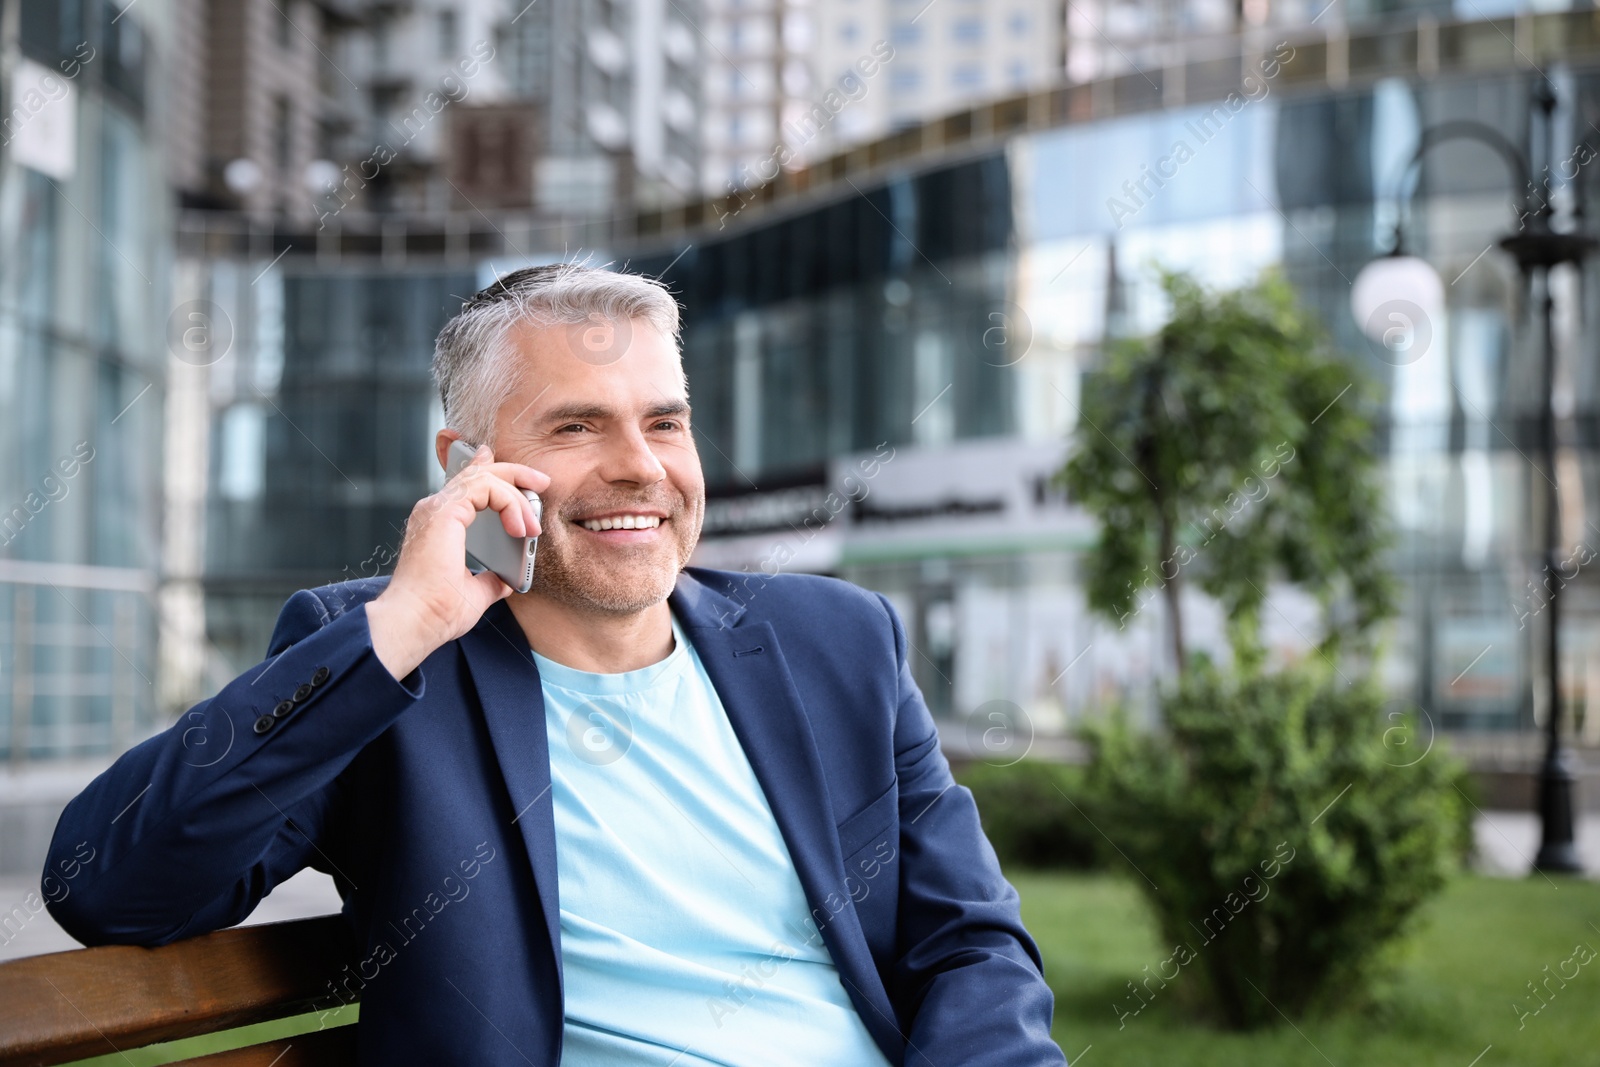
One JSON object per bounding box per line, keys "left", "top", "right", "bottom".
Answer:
{"left": 580, "top": 515, "right": 662, "bottom": 532}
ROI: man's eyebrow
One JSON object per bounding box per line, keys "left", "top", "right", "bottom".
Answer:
{"left": 537, "top": 399, "right": 691, "bottom": 424}
{"left": 647, "top": 400, "right": 691, "bottom": 419}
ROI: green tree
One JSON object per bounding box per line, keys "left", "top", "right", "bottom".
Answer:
{"left": 1061, "top": 269, "right": 1463, "bottom": 1029}
{"left": 1057, "top": 269, "right": 1395, "bottom": 673}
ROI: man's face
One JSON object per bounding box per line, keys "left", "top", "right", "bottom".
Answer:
{"left": 483, "top": 316, "right": 704, "bottom": 616}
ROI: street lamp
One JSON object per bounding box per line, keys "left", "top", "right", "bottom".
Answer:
{"left": 1352, "top": 77, "right": 1592, "bottom": 874}
{"left": 1350, "top": 252, "right": 1443, "bottom": 364}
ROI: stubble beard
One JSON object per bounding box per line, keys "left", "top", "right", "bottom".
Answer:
{"left": 530, "top": 497, "right": 703, "bottom": 616}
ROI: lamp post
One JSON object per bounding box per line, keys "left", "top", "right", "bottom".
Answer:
{"left": 1352, "top": 77, "right": 1592, "bottom": 874}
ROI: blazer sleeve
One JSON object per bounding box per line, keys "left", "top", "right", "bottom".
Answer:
{"left": 874, "top": 592, "right": 1069, "bottom": 1066}
{"left": 42, "top": 589, "right": 425, "bottom": 947}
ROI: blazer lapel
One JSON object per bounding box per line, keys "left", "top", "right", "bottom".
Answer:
{"left": 457, "top": 600, "right": 563, "bottom": 996}
{"left": 671, "top": 573, "right": 902, "bottom": 1043}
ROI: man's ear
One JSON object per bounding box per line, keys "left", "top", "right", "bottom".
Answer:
{"left": 436, "top": 428, "right": 465, "bottom": 473}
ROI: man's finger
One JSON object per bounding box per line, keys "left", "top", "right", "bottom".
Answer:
{"left": 447, "top": 468, "right": 525, "bottom": 530}
{"left": 471, "top": 568, "right": 512, "bottom": 601}
{"left": 483, "top": 460, "right": 551, "bottom": 493}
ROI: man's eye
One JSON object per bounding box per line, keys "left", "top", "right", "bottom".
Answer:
{"left": 557, "top": 424, "right": 589, "bottom": 434}
{"left": 654, "top": 420, "right": 682, "bottom": 431}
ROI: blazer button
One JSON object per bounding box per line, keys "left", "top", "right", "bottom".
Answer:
{"left": 293, "top": 683, "right": 314, "bottom": 702}
{"left": 311, "top": 666, "right": 330, "bottom": 686}
{"left": 273, "top": 700, "right": 295, "bottom": 718}
{"left": 253, "top": 715, "right": 276, "bottom": 735}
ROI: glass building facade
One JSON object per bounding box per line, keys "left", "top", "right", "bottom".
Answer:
{"left": 199, "top": 267, "right": 473, "bottom": 670}
{"left": 186, "top": 15, "right": 1600, "bottom": 769}
{"left": 0, "top": 0, "right": 166, "bottom": 766}
{"left": 626, "top": 65, "right": 1600, "bottom": 751}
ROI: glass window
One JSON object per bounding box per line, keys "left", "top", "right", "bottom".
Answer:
{"left": 96, "top": 106, "right": 148, "bottom": 361}
{"left": 438, "top": 9, "right": 460, "bottom": 57}
{"left": 274, "top": 97, "right": 292, "bottom": 174}
{"left": 219, "top": 404, "right": 267, "bottom": 501}
{"left": 0, "top": 72, "right": 166, "bottom": 759}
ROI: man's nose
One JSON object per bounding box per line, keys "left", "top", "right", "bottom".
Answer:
{"left": 601, "top": 426, "right": 666, "bottom": 486}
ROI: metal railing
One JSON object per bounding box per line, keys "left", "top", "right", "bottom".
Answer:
{"left": 0, "top": 562, "right": 156, "bottom": 766}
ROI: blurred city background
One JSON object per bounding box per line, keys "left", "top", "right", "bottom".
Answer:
{"left": 3, "top": 0, "right": 1600, "bottom": 1061}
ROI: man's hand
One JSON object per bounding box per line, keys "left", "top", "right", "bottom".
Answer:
{"left": 367, "top": 445, "right": 550, "bottom": 681}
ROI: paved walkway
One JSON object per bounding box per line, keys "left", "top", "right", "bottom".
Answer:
{"left": 2, "top": 813, "right": 1597, "bottom": 964}
{"left": 1471, "top": 811, "right": 1600, "bottom": 878}
{"left": 0, "top": 865, "right": 344, "bottom": 963}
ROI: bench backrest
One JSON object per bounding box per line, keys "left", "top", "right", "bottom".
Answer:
{"left": 0, "top": 915, "right": 358, "bottom": 1066}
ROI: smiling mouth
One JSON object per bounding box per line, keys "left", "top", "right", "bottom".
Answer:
{"left": 576, "top": 514, "right": 664, "bottom": 532}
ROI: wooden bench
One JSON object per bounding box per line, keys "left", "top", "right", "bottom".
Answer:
{"left": 0, "top": 915, "right": 359, "bottom": 1066}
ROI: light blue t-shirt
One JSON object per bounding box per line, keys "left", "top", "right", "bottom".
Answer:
{"left": 533, "top": 613, "right": 893, "bottom": 1067}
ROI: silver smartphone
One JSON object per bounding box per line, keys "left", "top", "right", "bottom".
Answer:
{"left": 445, "top": 439, "right": 541, "bottom": 594}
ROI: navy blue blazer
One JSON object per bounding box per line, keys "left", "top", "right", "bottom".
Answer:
{"left": 45, "top": 567, "right": 1065, "bottom": 1065}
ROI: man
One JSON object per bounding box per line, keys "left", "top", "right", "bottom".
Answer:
{"left": 45, "top": 264, "right": 1067, "bottom": 1065}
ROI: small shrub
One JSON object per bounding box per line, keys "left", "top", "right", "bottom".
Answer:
{"left": 1080, "top": 660, "right": 1465, "bottom": 1028}
{"left": 957, "top": 759, "right": 1101, "bottom": 870}
{"left": 1447, "top": 763, "right": 1478, "bottom": 868}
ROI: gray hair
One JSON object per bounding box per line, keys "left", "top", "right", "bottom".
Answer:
{"left": 432, "top": 262, "right": 684, "bottom": 447}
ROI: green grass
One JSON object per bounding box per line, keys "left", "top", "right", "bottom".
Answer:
{"left": 63, "top": 1005, "right": 357, "bottom": 1066}
{"left": 1015, "top": 870, "right": 1600, "bottom": 1066}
